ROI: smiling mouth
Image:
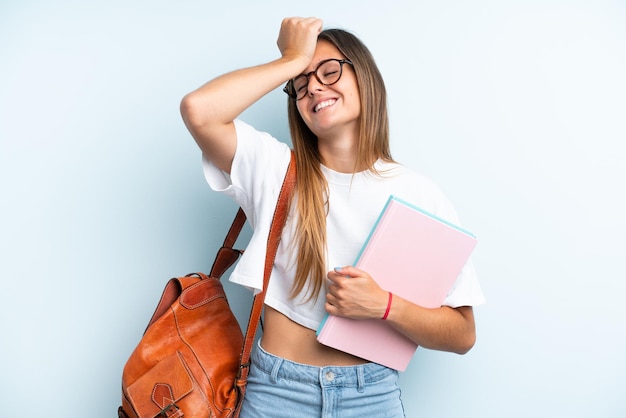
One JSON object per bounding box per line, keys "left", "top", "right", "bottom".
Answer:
{"left": 314, "top": 99, "right": 337, "bottom": 113}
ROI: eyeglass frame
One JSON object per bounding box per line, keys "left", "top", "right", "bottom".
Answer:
{"left": 282, "top": 58, "right": 354, "bottom": 101}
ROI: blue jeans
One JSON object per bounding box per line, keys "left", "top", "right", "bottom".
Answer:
{"left": 239, "top": 342, "right": 406, "bottom": 418}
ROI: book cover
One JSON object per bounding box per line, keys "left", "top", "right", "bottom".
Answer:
{"left": 316, "top": 195, "right": 477, "bottom": 371}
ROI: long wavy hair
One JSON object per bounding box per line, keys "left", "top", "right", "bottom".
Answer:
{"left": 287, "top": 28, "right": 394, "bottom": 302}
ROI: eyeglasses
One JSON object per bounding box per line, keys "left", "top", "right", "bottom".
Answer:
{"left": 283, "top": 58, "right": 353, "bottom": 101}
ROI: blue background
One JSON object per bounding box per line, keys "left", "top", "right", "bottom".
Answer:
{"left": 1, "top": 0, "right": 625, "bottom": 416}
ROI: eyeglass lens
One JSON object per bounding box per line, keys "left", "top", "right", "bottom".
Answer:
{"left": 292, "top": 60, "right": 344, "bottom": 100}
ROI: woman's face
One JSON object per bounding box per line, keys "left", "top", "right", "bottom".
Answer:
{"left": 295, "top": 40, "right": 361, "bottom": 139}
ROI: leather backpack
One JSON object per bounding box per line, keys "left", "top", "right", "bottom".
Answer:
{"left": 118, "top": 152, "right": 295, "bottom": 418}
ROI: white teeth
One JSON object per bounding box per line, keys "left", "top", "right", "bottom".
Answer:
{"left": 315, "top": 99, "right": 336, "bottom": 113}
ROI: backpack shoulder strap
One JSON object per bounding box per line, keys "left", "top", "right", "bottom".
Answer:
{"left": 237, "top": 150, "right": 296, "bottom": 385}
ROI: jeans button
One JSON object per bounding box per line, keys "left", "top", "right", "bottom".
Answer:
{"left": 325, "top": 371, "right": 335, "bottom": 382}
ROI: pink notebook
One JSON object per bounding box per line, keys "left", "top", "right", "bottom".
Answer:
{"left": 316, "top": 195, "right": 477, "bottom": 371}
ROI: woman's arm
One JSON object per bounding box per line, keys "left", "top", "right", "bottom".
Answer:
{"left": 326, "top": 266, "right": 476, "bottom": 354}
{"left": 386, "top": 298, "right": 476, "bottom": 354}
{"left": 180, "top": 17, "right": 322, "bottom": 173}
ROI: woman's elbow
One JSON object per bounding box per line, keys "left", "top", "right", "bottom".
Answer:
{"left": 452, "top": 305, "right": 476, "bottom": 355}
{"left": 455, "top": 330, "right": 476, "bottom": 355}
{"left": 180, "top": 92, "right": 206, "bottom": 129}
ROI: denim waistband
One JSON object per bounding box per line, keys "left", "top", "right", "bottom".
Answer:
{"left": 252, "top": 341, "right": 397, "bottom": 390}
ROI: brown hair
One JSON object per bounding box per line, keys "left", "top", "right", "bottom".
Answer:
{"left": 287, "top": 28, "right": 393, "bottom": 302}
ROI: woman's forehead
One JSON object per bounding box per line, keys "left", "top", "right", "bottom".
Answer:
{"left": 307, "top": 40, "right": 344, "bottom": 68}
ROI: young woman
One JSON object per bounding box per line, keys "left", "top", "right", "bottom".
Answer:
{"left": 181, "top": 17, "right": 484, "bottom": 418}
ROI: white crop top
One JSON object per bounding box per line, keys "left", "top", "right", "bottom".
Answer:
{"left": 202, "top": 119, "right": 485, "bottom": 331}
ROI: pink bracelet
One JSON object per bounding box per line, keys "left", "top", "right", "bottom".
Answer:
{"left": 382, "top": 292, "right": 393, "bottom": 320}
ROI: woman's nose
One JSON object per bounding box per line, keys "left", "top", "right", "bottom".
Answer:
{"left": 307, "top": 76, "right": 325, "bottom": 95}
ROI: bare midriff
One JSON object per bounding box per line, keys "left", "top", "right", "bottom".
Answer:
{"left": 260, "top": 305, "right": 368, "bottom": 367}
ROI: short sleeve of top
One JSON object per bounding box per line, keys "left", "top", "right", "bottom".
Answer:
{"left": 202, "top": 119, "right": 292, "bottom": 293}
{"left": 202, "top": 119, "right": 485, "bottom": 331}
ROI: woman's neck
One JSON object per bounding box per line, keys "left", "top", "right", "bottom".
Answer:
{"left": 317, "top": 130, "right": 366, "bottom": 173}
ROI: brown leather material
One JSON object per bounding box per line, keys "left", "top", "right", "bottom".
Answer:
{"left": 209, "top": 208, "right": 246, "bottom": 279}
{"left": 119, "top": 152, "right": 295, "bottom": 418}
{"left": 157, "top": 404, "right": 185, "bottom": 418}
{"left": 236, "top": 152, "right": 297, "bottom": 389}
{"left": 210, "top": 246, "right": 244, "bottom": 280}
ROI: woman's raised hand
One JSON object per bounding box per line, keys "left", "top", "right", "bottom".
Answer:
{"left": 181, "top": 17, "right": 324, "bottom": 174}
{"left": 277, "top": 17, "right": 323, "bottom": 69}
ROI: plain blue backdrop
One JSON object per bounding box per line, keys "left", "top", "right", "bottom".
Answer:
{"left": 1, "top": 0, "right": 625, "bottom": 416}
